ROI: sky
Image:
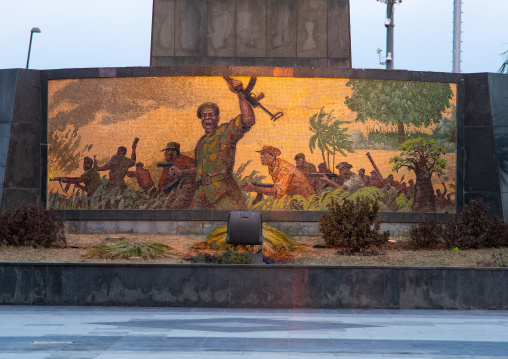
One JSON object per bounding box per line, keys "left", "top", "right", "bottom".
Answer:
{"left": 0, "top": 0, "right": 507, "bottom": 74}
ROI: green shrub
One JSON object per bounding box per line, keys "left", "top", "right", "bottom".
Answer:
{"left": 318, "top": 197, "right": 389, "bottom": 254}
{"left": 444, "top": 199, "right": 490, "bottom": 249}
{"left": 484, "top": 216, "right": 508, "bottom": 248}
{"left": 411, "top": 199, "right": 508, "bottom": 250}
{"left": 0, "top": 202, "right": 66, "bottom": 248}
{"left": 408, "top": 216, "right": 444, "bottom": 250}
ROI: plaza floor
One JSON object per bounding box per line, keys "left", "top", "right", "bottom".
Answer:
{"left": 0, "top": 306, "right": 507, "bottom": 358}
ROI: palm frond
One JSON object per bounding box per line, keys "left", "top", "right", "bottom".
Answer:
{"left": 84, "top": 240, "right": 173, "bottom": 259}
{"left": 205, "top": 223, "right": 298, "bottom": 256}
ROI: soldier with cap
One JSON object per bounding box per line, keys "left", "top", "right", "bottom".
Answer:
{"left": 159, "top": 141, "right": 197, "bottom": 209}
{"left": 241, "top": 146, "right": 315, "bottom": 199}
{"left": 171, "top": 79, "right": 255, "bottom": 209}
{"left": 319, "top": 161, "right": 363, "bottom": 192}
{"left": 126, "top": 162, "right": 154, "bottom": 193}
{"left": 294, "top": 153, "right": 318, "bottom": 191}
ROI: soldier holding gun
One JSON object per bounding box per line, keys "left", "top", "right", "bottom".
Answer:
{"left": 50, "top": 156, "right": 101, "bottom": 197}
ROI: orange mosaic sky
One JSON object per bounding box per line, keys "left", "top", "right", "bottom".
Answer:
{"left": 48, "top": 76, "right": 457, "bottom": 189}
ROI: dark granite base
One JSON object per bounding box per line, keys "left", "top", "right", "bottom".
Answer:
{"left": 1, "top": 263, "right": 506, "bottom": 309}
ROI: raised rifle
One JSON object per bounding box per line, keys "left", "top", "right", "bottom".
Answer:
{"left": 223, "top": 76, "right": 283, "bottom": 121}
{"left": 308, "top": 173, "right": 338, "bottom": 178}
{"left": 157, "top": 162, "right": 183, "bottom": 194}
{"left": 366, "top": 152, "right": 384, "bottom": 180}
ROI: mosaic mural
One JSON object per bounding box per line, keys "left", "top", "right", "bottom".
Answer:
{"left": 47, "top": 76, "right": 457, "bottom": 212}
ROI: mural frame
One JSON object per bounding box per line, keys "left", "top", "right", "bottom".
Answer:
{"left": 40, "top": 66, "right": 464, "bottom": 223}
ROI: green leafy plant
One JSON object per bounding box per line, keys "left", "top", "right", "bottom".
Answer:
{"left": 0, "top": 202, "right": 66, "bottom": 248}
{"left": 84, "top": 240, "right": 172, "bottom": 259}
{"left": 308, "top": 107, "right": 354, "bottom": 171}
{"left": 318, "top": 197, "right": 389, "bottom": 254}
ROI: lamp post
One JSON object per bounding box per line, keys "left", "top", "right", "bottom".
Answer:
{"left": 377, "top": 0, "right": 401, "bottom": 70}
{"left": 26, "top": 27, "right": 41, "bottom": 69}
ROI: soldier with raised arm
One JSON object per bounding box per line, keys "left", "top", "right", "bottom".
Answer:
{"left": 95, "top": 138, "right": 138, "bottom": 191}
{"left": 170, "top": 79, "right": 255, "bottom": 209}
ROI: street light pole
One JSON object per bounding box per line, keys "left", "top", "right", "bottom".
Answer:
{"left": 26, "top": 27, "right": 41, "bottom": 69}
{"left": 377, "top": 0, "right": 401, "bottom": 70}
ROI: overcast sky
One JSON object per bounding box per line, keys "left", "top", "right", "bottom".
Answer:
{"left": 0, "top": 0, "right": 506, "bottom": 73}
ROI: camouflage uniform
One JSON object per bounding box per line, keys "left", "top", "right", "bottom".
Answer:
{"left": 159, "top": 154, "right": 197, "bottom": 209}
{"left": 81, "top": 167, "right": 101, "bottom": 196}
{"left": 105, "top": 154, "right": 135, "bottom": 190}
{"left": 192, "top": 115, "right": 251, "bottom": 209}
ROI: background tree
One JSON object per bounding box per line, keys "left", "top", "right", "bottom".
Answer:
{"left": 389, "top": 138, "right": 447, "bottom": 212}
{"left": 500, "top": 49, "right": 508, "bottom": 73}
{"left": 308, "top": 107, "right": 354, "bottom": 171}
{"left": 345, "top": 80, "right": 453, "bottom": 144}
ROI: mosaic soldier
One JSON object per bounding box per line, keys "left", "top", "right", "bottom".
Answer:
{"left": 319, "top": 162, "right": 363, "bottom": 193}
{"left": 159, "top": 142, "right": 197, "bottom": 209}
{"left": 241, "top": 146, "right": 315, "bottom": 200}
{"left": 172, "top": 79, "right": 255, "bottom": 209}
{"left": 294, "top": 153, "right": 319, "bottom": 191}
{"left": 51, "top": 156, "right": 101, "bottom": 197}
{"left": 358, "top": 168, "right": 371, "bottom": 187}
{"left": 369, "top": 170, "right": 385, "bottom": 189}
{"left": 95, "top": 138, "right": 138, "bottom": 191}
{"left": 126, "top": 162, "right": 154, "bottom": 192}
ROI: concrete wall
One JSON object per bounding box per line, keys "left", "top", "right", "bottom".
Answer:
{"left": 1, "top": 263, "right": 506, "bottom": 309}
{"left": 151, "top": 0, "right": 351, "bottom": 68}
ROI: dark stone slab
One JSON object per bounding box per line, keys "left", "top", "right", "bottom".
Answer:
{"left": 493, "top": 126, "right": 508, "bottom": 193}
{"left": 443, "top": 268, "right": 461, "bottom": 309}
{"left": 230, "top": 266, "right": 274, "bottom": 308}
{"left": 267, "top": 0, "right": 297, "bottom": 58}
{"left": 464, "top": 74, "right": 492, "bottom": 127}
{"left": 463, "top": 126, "right": 499, "bottom": 192}
{"left": 75, "top": 265, "right": 111, "bottom": 306}
{"left": 0, "top": 70, "right": 18, "bottom": 125}
{"left": 384, "top": 267, "right": 401, "bottom": 309}
{"left": 317, "top": 267, "right": 350, "bottom": 309}
{"left": 151, "top": 0, "right": 175, "bottom": 57}
{"left": 46, "top": 265, "right": 63, "bottom": 305}
{"left": 152, "top": 266, "right": 171, "bottom": 307}
{"left": 31, "top": 265, "right": 47, "bottom": 305}
{"left": 116, "top": 266, "right": 154, "bottom": 307}
{"left": 503, "top": 192, "right": 508, "bottom": 222}
{"left": 291, "top": 267, "right": 311, "bottom": 308}
{"left": 428, "top": 269, "right": 445, "bottom": 310}
{"left": 274, "top": 267, "right": 293, "bottom": 308}
{"left": 487, "top": 73, "right": 508, "bottom": 128}
{"left": 328, "top": 0, "right": 351, "bottom": 59}
{"left": 1, "top": 188, "right": 40, "bottom": 212}
{"left": 3, "top": 121, "right": 41, "bottom": 188}
{"left": 174, "top": 0, "right": 207, "bottom": 57}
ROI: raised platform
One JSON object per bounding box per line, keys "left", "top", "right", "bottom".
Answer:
{"left": 2, "top": 263, "right": 506, "bottom": 309}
